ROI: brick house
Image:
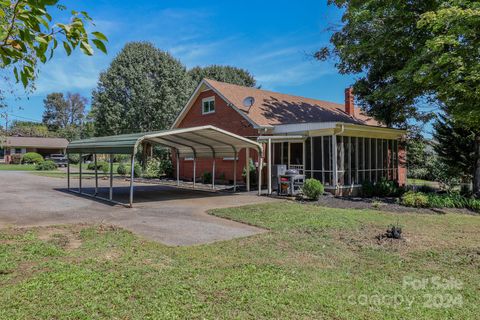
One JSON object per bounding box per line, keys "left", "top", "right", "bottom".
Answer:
{"left": 172, "top": 79, "right": 406, "bottom": 194}
{"left": 0, "top": 136, "right": 68, "bottom": 164}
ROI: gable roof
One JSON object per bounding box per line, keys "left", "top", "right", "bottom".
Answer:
{"left": 3, "top": 136, "right": 69, "bottom": 149}
{"left": 172, "top": 79, "right": 383, "bottom": 129}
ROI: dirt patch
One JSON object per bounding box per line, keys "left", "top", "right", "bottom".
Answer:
{"left": 36, "top": 226, "right": 83, "bottom": 250}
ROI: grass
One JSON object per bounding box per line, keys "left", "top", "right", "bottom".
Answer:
{"left": 0, "top": 164, "right": 37, "bottom": 171}
{"left": 1, "top": 202, "right": 479, "bottom": 319}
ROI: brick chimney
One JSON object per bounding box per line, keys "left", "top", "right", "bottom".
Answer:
{"left": 345, "top": 87, "right": 355, "bottom": 117}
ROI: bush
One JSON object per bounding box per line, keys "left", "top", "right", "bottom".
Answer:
{"left": 67, "top": 154, "right": 80, "bottom": 164}
{"left": 144, "top": 158, "right": 161, "bottom": 178}
{"left": 202, "top": 171, "right": 212, "bottom": 184}
{"left": 87, "top": 161, "right": 109, "bottom": 173}
{"left": 362, "top": 178, "right": 404, "bottom": 197}
{"left": 35, "top": 160, "right": 57, "bottom": 171}
{"left": 401, "top": 191, "right": 429, "bottom": 208}
{"left": 242, "top": 159, "right": 257, "bottom": 185}
{"left": 10, "top": 154, "right": 22, "bottom": 164}
{"left": 117, "top": 163, "right": 127, "bottom": 175}
{"left": 22, "top": 152, "right": 44, "bottom": 164}
{"left": 114, "top": 154, "right": 130, "bottom": 163}
{"left": 302, "top": 178, "right": 324, "bottom": 200}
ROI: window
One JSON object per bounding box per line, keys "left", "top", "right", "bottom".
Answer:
{"left": 15, "top": 148, "right": 22, "bottom": 154}
{"left": 184, "top": 156, "right": 194, "bottom": 161}
{"left": 202, "top": 97, "right": 215, "bottom": 114}
{"left": 223, "top": 156, "right": 238, "bottom": 161}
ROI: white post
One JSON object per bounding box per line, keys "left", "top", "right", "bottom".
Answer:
{"left": 94, "top": 153, "right": 98, "bottom": 196}
{"left": 67, "top": 153, "right": 70, "bottom": 190}
{"left": 193, "top": 155, "right": 196, "bottom": 189}
{"left": 176, "top": 150, "right": 180, "bottom": 187}
{"left": 109, "top": 154, "right": 113, "bottom": 200}
{"left": 212, "top": 158, "right": 216, "bottom": 190}
{"left": 267, "top": 139, "right": 272, "bottom": 195}
{"left": 129, "top": 154, "right": 135, "bottom": 207}
{"left": 246, "top": 148, "right": 250, "bottom": 192}
{"left": 332, "top": 135, "right": 338, "bottom": 190}
{"left": 258, "top": 153, "right": 263, "bottom": 196}
{"left": 233, "top": 150, "right": 237, "bottom": 192}
{"left": 79, "top": 154, "right": 82, "bottom": 194}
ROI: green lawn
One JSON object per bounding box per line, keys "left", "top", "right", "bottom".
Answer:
{"left": 1, "top": 202, "right": 478, "bottom": 319}
{"left": 0, "top": 164, "right": 37, "bottom": 171}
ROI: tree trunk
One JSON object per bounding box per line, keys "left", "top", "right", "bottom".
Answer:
{"left": 474, "top": 134, "right": 480, "bottom": 198}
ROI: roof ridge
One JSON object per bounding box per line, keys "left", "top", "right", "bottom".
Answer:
{"left": 204, "top": 78, "right": 345, "bottom": 108}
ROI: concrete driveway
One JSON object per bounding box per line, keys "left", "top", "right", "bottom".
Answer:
{"left": 0, "top": 171, "right": 277, "bottom": 246}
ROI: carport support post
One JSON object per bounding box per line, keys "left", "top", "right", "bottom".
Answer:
{"left": 67, "top": 153, "right": 70, "bottom": 190}
{"left": 176, "top": 150, "right": 180, "bottom": 187}
{"left": 267, "top": 138, "right": 272, "bottom": 195}
{"left": 258, "top": 155, "right": 263, "bottom": 196}
{"left": 79, "top": 154, "right": 82, "bottom": 194}
{"left": 109, "top": 154, "right": 113, "bottom": 200}
{"left": 246, "top": 148, "right": 250, "bottom": 192}
{"left": 233, "top": 150, "right": 237, "bottom": 192}
{"left": 193, "top": 154, "right": 196, "bottom": 189}
{"left": 212, "top": 158, "right": 216, "bottom": 190}
{"left": 94, "top": 153, "right": 98, "bottom": 196}
{"left": 129, "top": 153, "right": 135, "bottom": 207}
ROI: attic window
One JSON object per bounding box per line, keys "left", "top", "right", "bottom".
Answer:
{"left": 202, "top": 97, "right": 215, "bottom": 114}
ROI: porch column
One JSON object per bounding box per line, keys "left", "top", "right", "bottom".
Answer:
{"left": 267, "top": 138, "right": 272, "bottom": 195}
{"left": 246, "top": 148, "right": 250, "bottom": 192}
{"left": 79, "top": 154, "right": 82, "bottom": 194}
{"left": 109, "top": 154, "right": 113, "bottom": 200}
{"left": 129, "top": 153, "right": 135, "bottom": 207}
{"left": 67, "top": 153, "right": 70, "bottom": 191}
{"left": 332, "top": 135, "right": 338, "bottom": 190}
{"left": 233, "top": 149, "right": 237, "bottom": 192}
{"left": 94, "top": 153, "right": 98, "bottom": 196}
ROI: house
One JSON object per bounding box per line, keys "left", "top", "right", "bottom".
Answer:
{"left": 172, "top": 79, "right": 406, "bottom": 195}
{"left": 0, "top": 136, "right": 69, "bottom": 164}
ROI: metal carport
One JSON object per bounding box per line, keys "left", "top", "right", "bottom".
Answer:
{"left": 66, "top": 125, "right": 264, "bottom": 207}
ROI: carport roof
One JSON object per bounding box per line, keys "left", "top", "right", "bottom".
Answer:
{"left": 67, "top": 125, "right": 263, "bottom": 157}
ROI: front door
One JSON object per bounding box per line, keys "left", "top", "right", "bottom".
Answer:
{"left": 289, "top": 142, "right": 303, "bottom": 173}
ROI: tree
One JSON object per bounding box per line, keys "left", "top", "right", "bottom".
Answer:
{"left": 42, "top": 92, "right": 86, "bottom": 130}
{"left": 189, "top": 65, "right": 257, "bottom": 88}
{"left": 433, "top": 109, "right": 476, "bottom": 183}
{"left": 91, "top": 42, "right": 192, "bottom": 136}
{"left": 317, "top": 0, "right": 480, "bottom": 196}
{"left": 8, "top": 120, "right": 52, "bottom": 137}
{"left": 0, "top": 0, "right": 107, "bottom": 89}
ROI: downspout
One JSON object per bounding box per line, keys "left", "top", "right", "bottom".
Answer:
{"left": 333, "top": 124, "right": 345, "bottom": 193}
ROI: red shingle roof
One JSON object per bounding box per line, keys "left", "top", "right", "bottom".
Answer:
{"left": 204, "top": 79, "right": 382, "bottom": 127}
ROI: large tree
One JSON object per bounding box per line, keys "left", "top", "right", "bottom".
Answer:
{"left": 318, "top": 0, "right": 480, "bottom": 195}
{"left": 0, "top": 0, "right": 107, "bottom": 89}
{"left": 42, "top": 92, "right": 86, "bottom": 130}
{"left": 91, "top": 42, "right": 192, "bottom": 136}
{"left": 189, "top": 65, "right": 257, "bottom": 88}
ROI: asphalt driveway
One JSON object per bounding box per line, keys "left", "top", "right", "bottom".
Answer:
{"left": 0, "top": 171, "right": 277, "bottom": 245}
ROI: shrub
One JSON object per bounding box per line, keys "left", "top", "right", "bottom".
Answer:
{"left": 35, "top": 160, "right": 57, "bottom": 171}
{"left": 22, "top": 152, "right": 44, "bottom": 164}
{"left": 302, "top": 178, "right": 324, "bottom": 200}
{"left": 114, "top": 154, "right": 130, "bottom": 163}
{"left": 10, "top": 154, "right": 22, "bottom": 164}
{"left": 144, "top": 158, "right": 161, "bottom": 178}
{"left": 68, "top": 154, "right": 80, "bottom": 164}
{"left": 117, "top": 163, "right": 127, "bottom": 175}
{"left": 401, "top": 191, "right": 429, "bottom": 208}
{"left": 362, "top": 178, "right": 404, "bottom": 197}
{"left": 242, "top": 159, "right": 257, "bottom": 185}
{"left": 123, "top": 164, "right": 142, "bottom": 177}
{"left": 87, "top": 161, "right": 109, "bottom": 172}
{"left": 202, "top": 171, "right": 212, "bottom": 184}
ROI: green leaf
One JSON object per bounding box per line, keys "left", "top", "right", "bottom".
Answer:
{"left": 13, "top": 67, "right": 19, "bottom": 82}
{"left": 92, "top": 31, "right": 108, "bottom": 42}
{"left": 35, "top": 36, "right": 48, "bottom": 45}
{"left": 20, "top": 71, "right": 28, "bottom": 88}
{"left": 63, "top": 41, "right": 72, "bottom": 55}
{"left": 80, "top": 42, "right": 94, "bottom": 56}
{"left": 92, "top": 39, "right": 107, "bottom": 54}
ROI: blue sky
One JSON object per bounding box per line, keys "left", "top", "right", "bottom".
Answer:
{"left": 4, "top": 0, "right": 357, "bottom": 124}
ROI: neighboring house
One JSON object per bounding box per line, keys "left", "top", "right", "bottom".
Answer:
{"left": 0, "top": 136, "right": 69, "bottom": 164}
{"left": 173, "top": 79, "right": 406, "bottom": 195}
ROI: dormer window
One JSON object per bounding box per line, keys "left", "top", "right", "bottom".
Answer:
{"left": 202, "top": 97, "right": 215, "bottom": 114}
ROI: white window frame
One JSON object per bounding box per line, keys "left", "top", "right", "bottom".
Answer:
{"left": 223, "top": 156, "right": 238, "bottom": 161}
{"left": 184, "top": 156, "right": 194, "bottom": 161}
{"left": 202, "top": 97, "right": 215, "bottom": 115}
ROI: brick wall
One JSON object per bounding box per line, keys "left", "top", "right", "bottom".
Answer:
{"left": 175, "top": 89, "right": 261, "bottom": 182}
